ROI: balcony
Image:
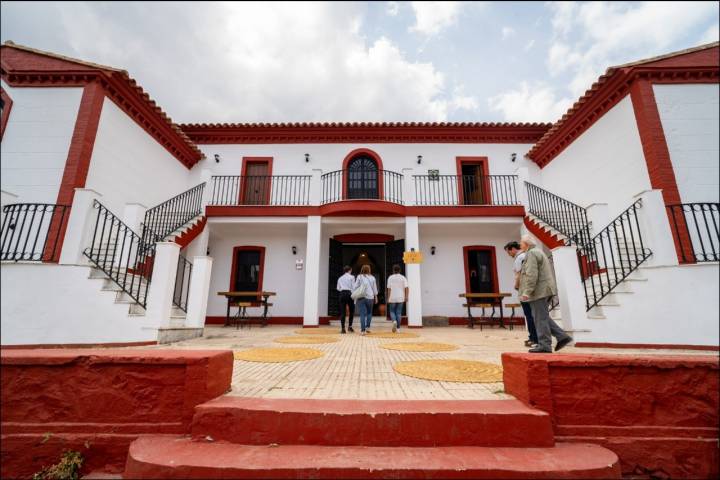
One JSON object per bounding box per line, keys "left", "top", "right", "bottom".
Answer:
{"left": 210, "top": 175, "right": 312, "bottom": 206}
{"left": 321, "top": 169, "right": 403, "bottom": 205}
{"left": 414, "top": 175, "right": 519, "bottom": 206}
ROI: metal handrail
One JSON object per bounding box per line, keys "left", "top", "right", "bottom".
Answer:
{"left": 666, "top": 203, "right": 719, "bottom": 263}
{"left": 143, "top": 183, "right": 205, "bottom": 243}
{"left": 1, "top": 203, "right": 69, "bottom": 262}
{"left": 210, "top": 175, "right": 311, "bottom": 206}
{"left": 84, "top": 200, "right": 154, "bottom": 308}
{"left": 578, "top": 199, "right": 652, "bottom": 311}
{"left": 525, "top": 182, "right": 591, "bottom": 246}
{"left": 414, "top": 174, "right": 519, "bottom": 206}
{"left": 321, "top": 169, "right": 403, "bottom": 204}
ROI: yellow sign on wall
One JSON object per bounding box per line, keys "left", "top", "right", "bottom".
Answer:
{"left": 403, "top": 251, "right": 423, "bottom": 264}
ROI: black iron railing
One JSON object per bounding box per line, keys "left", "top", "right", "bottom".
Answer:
{"left": 414, "top": 175, "right": 518, "bottom": 206}
{"left": 321, "top": 169, "right": 403, "bottom": 204}
{"left": 173, "top": 253, "right": 193, "bottom": 312}
{"left": 667, "top": 203, "right": 719, "bottom": 263}
{"left": 526, "top": 182, "right": 591, "bottom": 246}
{"left": 578, "top": 199, "right": 652, "bottom": 311}
{"left": 1, "top": 203, "right": 69, "bottom": 262}
{"left": 210, "top": 175, "right": 311, "bottom": 206}
{"left": 84, "top": 201, "right": 154, "bottom": 308}
{"left": 143, "top": 183, "right": 205, "bottom": 244}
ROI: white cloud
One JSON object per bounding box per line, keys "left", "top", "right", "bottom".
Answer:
{"left": 502, "top": 26, "right": 515, "bottom": 39}
{"left": 701, "top": 23, "right": 719, "bottom": 43}
{"left": 410, "top": 1, "right": 464, "bottom": 36}
{"left": 449, "top": 87, "right": 479, "bottom": 112}
{"left": 488, "top": 82, "right": 573, "bottom": 122}
{"left": 546, "top": 1, "right": 720, "bottom": 97}
{"left": 524, "top": 39, "right": 536, "bottom": 51}
{"left": 386, "top": 1, "right": 399, "bottom": 17}
{"left": 0, "top": 2, "right": 474, "bottom": 122}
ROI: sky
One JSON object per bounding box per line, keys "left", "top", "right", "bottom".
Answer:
{"left": 1, "top": 1, "right": 718, "bottom": 124}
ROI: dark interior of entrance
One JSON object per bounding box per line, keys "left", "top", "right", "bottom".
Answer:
{"left": 328, "top": 238, "right": 405, "bottom": 317}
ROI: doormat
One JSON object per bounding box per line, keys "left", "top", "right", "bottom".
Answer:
{"left": 294, "top": 329, "right": 341, "bottom": 335}
{"left": 380, "top": 342, "right": 458, "bottom": 352}
{"left": 275, "top": 336, "right": 339, "bottom": 344}
{"left": 366, "top": 332, "right": 419, "bottom": 339}
{"left": 234, "top": 348, "right": 324, "bottom": 363}
{"left": 393, "top": 359, "right": 503, "bottom": 383}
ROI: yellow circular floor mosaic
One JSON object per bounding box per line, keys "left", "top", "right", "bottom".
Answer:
{"left": 234, "top": 348, "right": 324, "bottom": 363}
{"left": 294, "top": 329, "right": 341, "bottom": 335}
{"left": 393, "top": 359, "right": 503, "bottom": 383}
{"left": 274, "top": 336, "right": 339, "bottom": 344}
{"left": 380, "top": 342, "right": 458, "bottom": 352}
{"left": 366, "top": 332, "right": 419, "bottom": 339}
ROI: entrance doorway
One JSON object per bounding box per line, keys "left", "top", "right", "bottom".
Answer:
{"left": 458, "top": 157, "right": 490, "bottom": 205}
{"left": 328, "top": 237, "right": 404, "bottom": 317}
{"left": 463, "top": 246, "right": 499, "bottom": 295}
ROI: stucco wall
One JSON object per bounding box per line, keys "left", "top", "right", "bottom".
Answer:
{"left": 654, "top": 83, "right": 720, "bottom": 203}
{"left": 84, "top": 97, "right": 195, "bottom": 216}
{"left": 0, "top": 82, "right": 82, "bottom": 203}
{"left": 540, "top": 95, "right": 652, "bottom": 218}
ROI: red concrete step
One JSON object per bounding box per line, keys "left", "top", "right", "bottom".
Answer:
{"left": 124, "top": 436, "right": 621, "bottom": 479}
{"left": 191, "top": 397, "right": 555, "bottom": 447}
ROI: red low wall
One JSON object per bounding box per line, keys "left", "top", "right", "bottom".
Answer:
{"left": 0, "top": 349, "right": 233, "bottom": 478}
{"left": 502, "top": 353, "right": 720, "bottom": 479}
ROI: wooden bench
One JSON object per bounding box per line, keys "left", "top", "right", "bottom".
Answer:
{"left": 462, "top": 302, "right": 499, "bottom": 330}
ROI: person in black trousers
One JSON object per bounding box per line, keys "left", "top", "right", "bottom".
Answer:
{"left": 336, "top": 265, "right": 355, "bottom": 333}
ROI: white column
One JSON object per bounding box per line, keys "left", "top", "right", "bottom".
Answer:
{"left": 59, "top": 188, "right": 103, "bottom": 265}
{"left": 514, "top": 166, "right": 530, "bottom": 209}
{"left": 302, "top": 216, "right": 322, "bottom": 326}
{"left": 121, "top": 203, "right": 147, "bottom": 234}
{"left": 145, "top": 242, "right": 180, "bottom": 328}
{"left": 551, "top": 245, "right": 589, "bottom": 332}
{"left": 401, "top": 168, "right": 416, "bottom": 206}
{"left": 185, "top": 256, "right": 213, "bottom": 328}
{"left": 633, "top": 189, "right": 679, "bottom": 267}
{"left": 309, "top": 169, "right": 323, "bottom": 205}
{"left": 405, "top": 216, "right": 423, "bottom": 328}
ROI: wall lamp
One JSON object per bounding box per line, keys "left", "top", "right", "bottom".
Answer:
{"left": 304, "top": 153, "right": 310, "bottom": 163}
{"left": 417, "top": 155, "right": 423, "bottom": 165}
{"left": 292, "top": 246, "right": 298, "bottom": 255}
{"left": 431, "top": 246, "right": 436, "bottom": 255}
{"left": 511, "top": 153, "right": 517, "bottom": 162}
{"left": 214, "top": 154, "right": 221, "bottom": 163}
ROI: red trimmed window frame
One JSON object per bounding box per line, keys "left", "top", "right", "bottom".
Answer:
{"left": 239, "top": 157, "right": 273, "bottom": 205}
{"left": 333, "top": 233, "right": 395, "bottom": 243}
{"left": 341, "top": 148, "right": 385, "bottom": 201}
{"left": 462, "top": 245, "right": 500, "bottom": 298}
{"left": 229, "top": 246, "right": 266, "bottom": 304}
{"left": 0, "top": 87, "right": 13, "bottom": 141}
{"left": 456, "top": 156, "right": 491, "bottom": 205}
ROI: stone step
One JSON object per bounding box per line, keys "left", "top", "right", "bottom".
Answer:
{"left": 124, "top": 437, "right": 621, "bottom": 479}
{"left": 190, "top": 397, "right": 554, "bottom": 447}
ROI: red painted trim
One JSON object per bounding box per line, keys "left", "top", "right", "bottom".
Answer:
{"left": 408, "top": 325, "right": 423, "bottom": 329}
{"left": 45, "top": 81, "right": 105, "bottom": 262}
{"left": 175, "top": 216, "right": 207, "bottom": 249}
{"left": 205, "top": 316, "right": 307, "bottom": 325}
{"left": 206, "top": 204, "right": 526, "bottom": 218}
{"left": 0, "top": 340, "right": 157, "bottom": 349}
{"left": 462, "top": 245, "right": 500, "bottom": 298}
{"left": 523, "top": 216, "right": 565, "bottom": 249}
{"left": 448, "top": 316, "right": 526, "bottom": 326}
{"left": 229, "top": 246, "right": 266, "bottom": 304}
{"left": 180, "top": 123, "right": 552, "bottom": 144}
{"left": 0, "top": 87, "right": 13, "bottom": 140}
{"left": 0, "top": 44, "right": 202, "bottom": 167}
{"left": 341, "top": 148, "right": 385, "bottom": 201}
{"left": 575, "top": 342, "right": 719, "bottom": 351}
{"left": 240, "top": 157, "right": 273, "bottom": 204}
{"left": 456, "top": 156, "right": 490, "bottom": 205}
{"left": 333, "top": 233, "right": 395, "bottom": 243}
{"left": 629, "top": 79, "right": 695, "bottom": 263}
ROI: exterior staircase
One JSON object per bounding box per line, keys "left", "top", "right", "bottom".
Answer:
{"left": 123, "top": 397, "right": 621, "bottom": 479}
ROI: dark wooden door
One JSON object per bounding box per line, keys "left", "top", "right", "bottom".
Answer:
{"left": 461, "top": 164, "right": 488, "bottom": 205}
{"left": 327, "top": 238, "right": 343, "bottom": 317}
{"left": 466, "top": 249, "right": 494, "bottom": 293}
{"left": 347, "top": 156, "right": 378, "bottom": 200}
{"left": 243, "top": 162, "right": 270, "bottom": 205}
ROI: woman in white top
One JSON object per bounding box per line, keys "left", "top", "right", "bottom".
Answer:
{"left": 353, "top": 264, "right": 378, "bottom": 335}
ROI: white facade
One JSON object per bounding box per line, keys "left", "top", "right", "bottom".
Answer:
{"left": 0, "top": 82, "right": 83, "bottom": 203}
{"left": 654, "top": 83, "right": 720, "bottom": 203}
{"left": 540, "top": 96, "right": 652, "bottom": 218}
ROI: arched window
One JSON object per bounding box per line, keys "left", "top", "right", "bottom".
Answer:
{"left": 346, "top": 155, "right": 378, "bottom": 199}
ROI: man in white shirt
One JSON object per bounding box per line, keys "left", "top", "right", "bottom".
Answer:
{"left": 386, "top": 264, "right": 409, "bottom": 333}
{"left": 504, "top": 241, "right": 538, "bottom": 347}
{"left": 336, "top": 265, "right": 355, "bottom": 333}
